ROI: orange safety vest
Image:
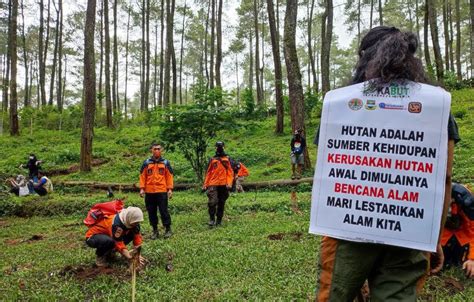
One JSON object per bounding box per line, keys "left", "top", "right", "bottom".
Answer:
{"left": 238, "top": 163, "right": 249, "bottom": 177}
{"left": 441, "top": 203, "right": 474, "bottom": 260}
{"left": 204, "top": 156, "right": 234, "bottom": 188}
{"left": 85, "top": 215, "right": 142, "bottom": 252}
{"left": 139, "top": 157, "right": 174, "bottom": 193}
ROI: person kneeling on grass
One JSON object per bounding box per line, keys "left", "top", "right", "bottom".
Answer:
{"left": 9, "top": 175, "right": 29, "bottom": 196}
{"left": 85, "top": 207, "right": 146, "bottom": 267}
{"left": 27, "top": 171, "right": 53, "bottom": 196}
{"left": 439, "top": 183, "right": 474, "bottom": 278}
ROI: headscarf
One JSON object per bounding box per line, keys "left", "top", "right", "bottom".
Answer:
{"left": 118, "top": 207, "right": 144, "bottom": 229}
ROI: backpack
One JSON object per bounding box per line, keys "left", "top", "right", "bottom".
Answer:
{"left": 84, "top": 199, "right": 124, "bottom": 227}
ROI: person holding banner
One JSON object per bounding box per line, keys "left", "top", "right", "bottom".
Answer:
{"left": 441, "top": 183, "right": 474, "bottom": 278}
{"left": 311, "top": 26, "right": 460, "bottom": 301}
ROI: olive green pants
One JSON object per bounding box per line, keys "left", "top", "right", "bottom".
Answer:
{"left": 316, "top": 237, "right": 429, "bottom": 302}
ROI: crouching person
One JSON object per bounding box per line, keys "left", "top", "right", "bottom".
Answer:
{"left": 85, "top": 207, "right": 144, "bottom": 267}
{"left": 440, "top": 183, "right": 474, "bottom": 278}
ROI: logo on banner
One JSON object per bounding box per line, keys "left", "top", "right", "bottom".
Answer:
{"left": 379, "top": 102, "right": 404, "bottom": 110}
{"left": 348, "top": 98, "right": 363, "bottom": 111}
{"left": 408, "top": 102, "right": 422, "bottom": 113}
{"left": 365, "top": 100, "right": 377, "bottom": 110}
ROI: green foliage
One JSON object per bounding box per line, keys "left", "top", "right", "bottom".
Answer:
{"left": 304, "top": 89, "right": 322, "bottom": 121}
{"left": 444, "top": 71, "right": 469, "bottom": 91}
{"left": 242, "top": 87, "right": 255, "bottom": 117}
{"left": 158, "top": 83, "right": 239, "bottom": 181}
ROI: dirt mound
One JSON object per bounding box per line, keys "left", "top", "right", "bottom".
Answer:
{"left": 59, "top": 265, "right": 128, "bottom": 281}
{"left": 267, "top": 232, "right": 303, "bottom": 241}
{"left": 5, "top": 234, "right": 44, "bottom": 246}
{"left": 47, "top": 158, "right": 108, "bottom": 176}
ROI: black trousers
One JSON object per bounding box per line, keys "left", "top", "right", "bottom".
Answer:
{"left": 86, "top": 233, "right": 133, "bottom": 257}
{"left": 145, "top": 192, "right": 171, "bottom": 229}
{"left": 443, "top": 235, "right": 470, "bottom": 267}
{"left": 207, "top": 186, "right": 229, "bottom": 222}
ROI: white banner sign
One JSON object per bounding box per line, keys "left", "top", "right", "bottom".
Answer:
{"left": 309, "top": 81, "right": 451, "bottom": 252}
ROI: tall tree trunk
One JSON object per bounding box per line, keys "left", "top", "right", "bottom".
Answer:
{"left": 104, "top": 0, "right": 113, "bottom": 126}
{"left": 321, "top": 0, "right": 333, "bottom": 95}
{"left": 424, "top": 2, "right": 432, "bottom": 72}
{"left": 112, "top": 0, "right": 118, "bottom": 112}
{"left": 56, "top": 0, "right": 63, "bottom": 111}
{"left": 38, "top": 0, "right": 46, "bottom": 106}
{"left": 357, "top": 0, "right": 361, "bottom": 45}
{"left": 254, "top": 0, "right": 263, "bottom": 106}
{"left": 471, "top": 0, "right": 474, "bottom": 78}
{"left": 235, "top": 53, "right": 240, "bottom": 104}
{"left": 415, "top": 0, "right": 422, "bottom": 57}
{"left": 370, "top": 0, "right": 374, "bottom": 28}
{"left": 21, "top": 0, "right": 29, "bottom": 107}
{"left": 215, "top": 0, "right": 222, "bottom": 88}
{"left": 153, "top": 22, "right": 158, "bottom": 108}
{"left": 442, "top": 0, "right": 450, "bottom": 72}
{"left": 209, "top": 0, "right": 215, "bottom": 88}
{"left": 140, "top": 0, "right": 146, "bottom": 110}
{"left": 43, "top": 0, "right": 50, "bottom": 103}
{"left": 378, "top": 0, "right": 383, "bottom": 25}
{"left": 2, "top": 32, "right": 10, "bottom": 114}
{"left": 98, "top": 1, "right": 103, "bottom": 108}
{"left": 448, "top": 1, "right": 454, "bottom": 72}
{"left": 81, "top": 0, "right": 97, "bottom": 172}
{"left": 284, "top": 0, "right": 310, "bottom": 168}
{"left": 146, "top": 0, "right": 151, "bottom": 109}
{"left": 249, "top": 29, "right": 253, "bottom": 91}
{"left": 267, "top": 0, "right": 284, "bottom": 134}
{"left": 172, "top": 38, "right": 177, "bottom": 104}
{"left": 179, "top": 0, "right": 187, "bottom": 104}
{"left": 124, "top": 5, "right": 130, "bottom": 117}
{"left": 163, "top": 0, "right": 174, "bottom": 106}
{"left": 428, "top": 0, "right": 444, "bottom": 83}
{"left": 158, "top": 0, "right": 165, "bottom": 107}
{"left": 455, "top": 0, "right": 462, "bottom": 80}
{"left": 49, "top": 0, "right": 60, "bottom": 106}
{"left": 204, "top": 1, "right": 210, "bottom": 86}
{"left": 9, "top": 0, "right": 19, "bottom": 135}
{"left": 308, "top": 0, "right": 317, "bottom": 93}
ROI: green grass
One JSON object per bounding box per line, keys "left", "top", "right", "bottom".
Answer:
{"left": 1, "top": 191, "right": 473, "bottom": 301}
{"left": 1, "top": 88, "right": 473, "bottom": 300}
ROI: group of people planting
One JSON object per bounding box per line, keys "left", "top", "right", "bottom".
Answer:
{"left": 6, "top": 25, "right": 474, "bottom": 300}
{"left": 8, "top": 154, "right": 53, "bottom": 197}
{"left": 84, "top": 140, "right": 249, "bottom": 267}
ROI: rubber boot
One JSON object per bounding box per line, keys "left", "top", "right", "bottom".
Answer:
{"left": 164, "top": 225, "right": 173, "bottom": 238}
{"left": 150, "top": 227, "right": 159, "bottom": 240}
{"left": 95, "top": 255, "right": 108, "bottom": 267}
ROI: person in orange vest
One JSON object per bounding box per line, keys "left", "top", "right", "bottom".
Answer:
{"left": 139, "top": 143, "right": 174, "bottom": 239}
{"left": 233, "top": 161, "right": 249, "bottom": 193}
{"left": 203, "top": 141, "right": 234, "bottom": 227}
{"left": 441, "top": 183, "right": 474, "bottom": 278}
{"left": 85, "top": 207, "right": 144, "bottom": 267}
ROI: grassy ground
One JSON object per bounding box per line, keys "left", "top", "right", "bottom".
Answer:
{"left": 1, "top": 88, "right": 473, "bottom": 300}
{"left": 1, "top": 191, "right": 473, "bottom": 301}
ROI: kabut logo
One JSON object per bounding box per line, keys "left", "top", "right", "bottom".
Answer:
{"left": 363, "top": 83, "right": 410, "bottom": 98}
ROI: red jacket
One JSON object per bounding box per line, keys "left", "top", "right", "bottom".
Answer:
{"left": 237, "top": 163, "right": 249, "bottom": 177}
{"left": 139, "top": 157, "right": 174, "bottom": 193}
{"left": 204, "top": 156, "right": 234, "bottom": 188}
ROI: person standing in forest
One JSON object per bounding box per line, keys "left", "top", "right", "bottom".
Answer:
{"left": 314, "top": 26, "right": 460, "bottom": 301}
{"left": 290, "top": 129, "right": 306, "bottom": 179}
{"left": 203, "top": 141, "right": 234, "bottom": 227}
{"left": 20, "top": 154, "right": 42, "bottom": 182}
{"left": 139, "top": 143, "right": 174, "bottom": 239}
